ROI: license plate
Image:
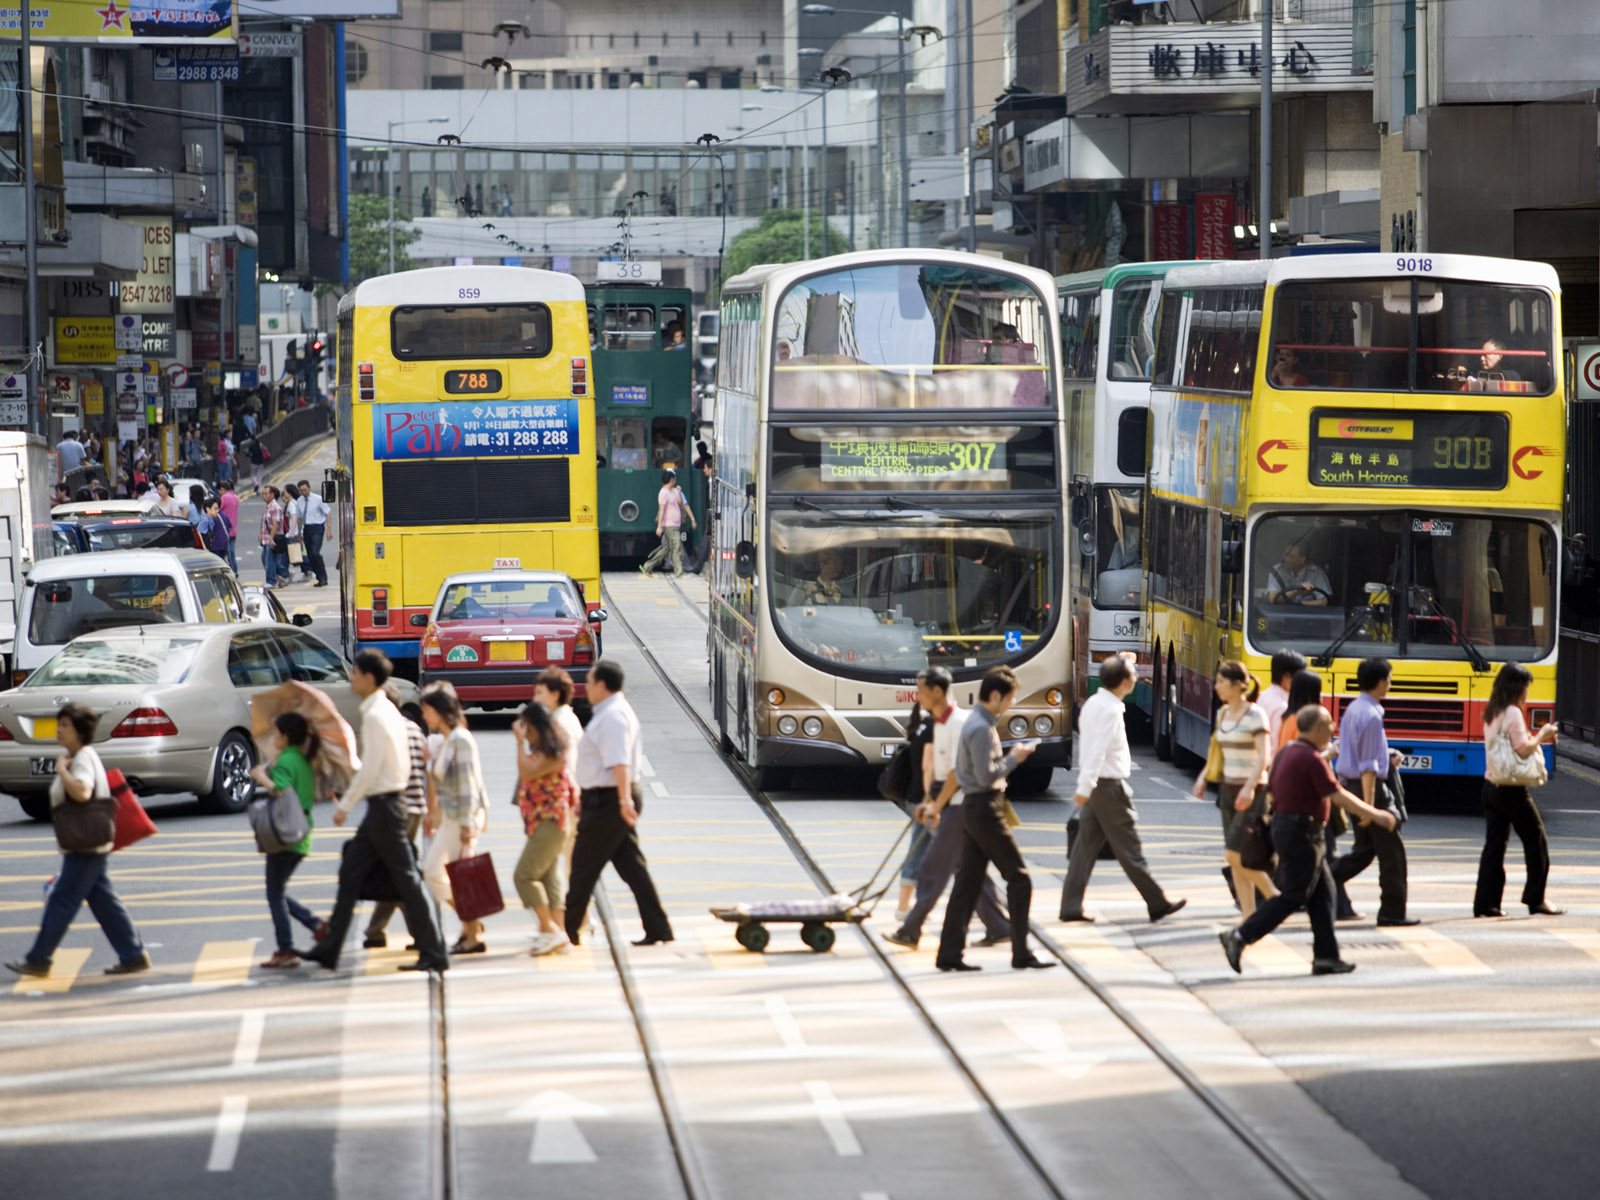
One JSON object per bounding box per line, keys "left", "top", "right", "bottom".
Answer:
{"left": 488, "top": 640, "right": 527, "bottom": 663}
{"left": 547, "top": 640, "right": 566, "bottom": 661}
{"left": 32, "top": 717, "right": 56, "bottom": 740}
{"left": 30, "top": 757, "right": 56, "bottom": 777}
{"left": 881, "top": 744, "right": 897, "bottom": 759}
{"left": 1399, "top": 755, "right": 1432, "bottom": 771}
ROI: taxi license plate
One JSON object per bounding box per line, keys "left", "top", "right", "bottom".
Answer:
{"left": 1400, "top": 755, "right": 1432, "bottom": 771}
{"left": 32, "top": 717, "right": 56, "bottom": 740}
{"left": 30, "top": 757, "right": 56, "bottom": 777}
{"left": 488, "top": 641, "right": 527, "bottom": 663}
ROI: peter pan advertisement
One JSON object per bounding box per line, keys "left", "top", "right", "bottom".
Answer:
{"left": 0, "top": 0, "right": 236, "bottom": 43}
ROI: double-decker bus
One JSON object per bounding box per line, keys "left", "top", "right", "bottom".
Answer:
{"left": 1145, "top": 253, "right": 1563, "bottom": 778}
{"left": 584, "top": 281, "right": 702, "bottom": 559}
{"left": 331, "top": 266, "right": 601, "bottom": 676}
{"left": 708, "top": 249, "right": 1070, "bottom": 791}
{"left": 1058, "top": 261, "right": 1193, "bottom": 718}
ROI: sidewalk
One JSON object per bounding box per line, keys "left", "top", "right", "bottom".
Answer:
{"left": 232, "top": 431, "right": 334, "bottom": 588}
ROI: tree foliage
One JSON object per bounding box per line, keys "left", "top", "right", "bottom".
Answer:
{"left": 348, "top": 192, "right": 422, "bottom": 282}
{"left": 720, "top": 209, "right": 854, "bottom": 287}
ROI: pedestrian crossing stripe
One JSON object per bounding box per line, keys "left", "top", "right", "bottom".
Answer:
{"left": 1242, "top": 933, "right": 1307, "bottom": 973}
{"left": 535, "top": 943, "right": 596, "bottom": 973}
{"left": 192, "top": 941, "right": 257, "bottom": 986}
{"left": 1047, "top": 922, "right": 1141, "bottom": 972}
{"left": 1541, "top": 926, "right": 1600, "bottom": 965}
{"left": 1373, "top": 924, "right": 1492, "bottom": 975}
{"left": 11, "top": 947, "right": 91, "bottom": 994}
{"left": 363, "top": 942, "right": 414, "bottom": 976}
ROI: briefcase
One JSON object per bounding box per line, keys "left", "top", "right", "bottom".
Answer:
{"left": 445, "top": 853, "right": 505, "bottom": 923}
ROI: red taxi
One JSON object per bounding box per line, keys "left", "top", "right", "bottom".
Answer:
{"left": 418, "top": 565, "right": 606, "bottom": 711}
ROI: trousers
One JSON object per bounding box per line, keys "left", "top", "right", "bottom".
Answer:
{"left": 1331, "top": 802, "right": 1408, "bottom": 921}
{"left": 324, "top": 795, "right": 446, "bottom": 967}
{"left": 302, "top": 523, "right": 328, "bottom": 586}
{"left": 564, "top": 788, "right": 673, "bottom": 943}
{"left": 368, "top": 811, "right": 425, "bottom": 935}
{"left": 1474, "top": 782, "right": 1550, "bottom": 912}
{"left": 936, "top": 791, "right": 1033, "bottom": 967}
{"left": 896, "top": 797, "right": 1009, "bottom": 943}
{"left": 26, "top": 852, "right": 145, "bottom": 967}
{"left": 1236, "top": 814, "right": 1340, "bottom": 962}
{"left": 641, "top": 527, "right": 685, "bottom": 576}
{"left": 514, "top": 819, "right": 568, "bottom": 911}
{"left": 1059, "top": 779, "right": 1171, "bottom": 919}
{"left": 265, "top": 851, "right": 321, "bottom": 953}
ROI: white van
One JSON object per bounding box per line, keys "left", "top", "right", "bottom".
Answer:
{"left": 14, "top": 549, "right": 246, "bottom": 686}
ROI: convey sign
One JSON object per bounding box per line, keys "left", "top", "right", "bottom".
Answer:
{"left": 239, "top": 32, "right": 300, "bottom": 56}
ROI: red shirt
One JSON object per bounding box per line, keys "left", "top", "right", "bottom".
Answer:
{"left": 1267, "top": 738, "right": 1341, "bottom": 823}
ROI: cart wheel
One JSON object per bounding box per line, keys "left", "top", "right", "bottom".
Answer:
{"left": 800, "top": 921, "right": 835, "bottom": 953}
{"left": 735, "top": 922, "right": 770, "bottom": 953}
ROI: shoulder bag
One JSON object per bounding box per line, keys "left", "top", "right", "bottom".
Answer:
{"left": 1203, "top": 725, "right": 1226, "bottom": 784}
{"left": 1485, "top": 718, "right": 1548, "bottom": 789}
{"left": 52, "top": 752, "right": 117, "bottom": 853}
{"left": 108, "top": 768, "right": 157, "bottom": 851}
{"left": 249, "top": 783, "right": 311, "bottom": 854}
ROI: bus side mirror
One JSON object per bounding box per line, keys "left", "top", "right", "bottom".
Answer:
{"left": 409, "top": 612, "right": 429, "bottom": 627}
{"left": 322, "top": 481, "right": 336, "bottom": 504}
{"left": 744, "top": 482, "right": 756, "bottom": 501}
{"left": 1220, "top": 541, "right": 1243, "bottom": 574}
{"left": 735, "top": 540, "right": 756, "bottom": 579}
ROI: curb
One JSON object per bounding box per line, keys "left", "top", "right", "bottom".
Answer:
{"left": 264, "top": 431, "right": 334, "bottom": 483}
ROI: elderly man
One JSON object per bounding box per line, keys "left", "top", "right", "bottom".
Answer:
{"left": 1266, "top": 542, "right": 1331, "bottom": 607}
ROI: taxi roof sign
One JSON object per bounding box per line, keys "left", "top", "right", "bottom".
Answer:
{"left": 493, "top": 557, "right": 522, "bottom": 569}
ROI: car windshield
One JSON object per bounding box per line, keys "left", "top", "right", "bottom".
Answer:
{"left": 28, "top": 573, "right": 184, "bottom": 646}
{"left": 88, "top": 522, "right": 196, "bottom": 551}
{"left": 25, "top": 636, "right": 205, "bottom": 687}
{"left": 771, "top": 262, "right": 1055, "bottom": 411}
{"left": 437, "top": 578, "right": 584, "bottom": 621}
{"left": 1250, "top": 512, "right": 1555, "bottom": 662}
{"left": 769, "top": 508, "right": 1060, "bottom": 678}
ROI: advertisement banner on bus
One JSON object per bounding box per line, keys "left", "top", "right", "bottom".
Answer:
{"left": 372, "top": 400, "right": 579, "bottom": 460}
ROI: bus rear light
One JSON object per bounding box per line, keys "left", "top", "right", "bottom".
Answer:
{"left": 570, "top": 357, "right": 588, "bottom": 396}
{"left": 372, "top": 587, "right": 389, "bottom": 627}
{"left": 110, "top": 708, "right": 179, "bottom": 738}
{"left": 358, "top": 362, "right": 375, "bottom": 400}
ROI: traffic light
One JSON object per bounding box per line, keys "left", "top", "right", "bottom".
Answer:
{"left": 308, "top": 335, "right": 325, "bottom": 368}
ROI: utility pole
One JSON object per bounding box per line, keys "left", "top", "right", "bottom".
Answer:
{"left": 1260, "top": 0, "right": 1272, "bottom": 261}
{"left": 965, "top": 0, "right": 976, "bottom": 253}
{"left": 21, "top": 2, "right": 40, "bottom": 436}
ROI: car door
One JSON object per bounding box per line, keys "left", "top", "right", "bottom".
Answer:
{"left": 226, "top": 629, "right": 292, "bottom": 711}
{"left": 272, "top": 628, "right": 359, "bottom": 724}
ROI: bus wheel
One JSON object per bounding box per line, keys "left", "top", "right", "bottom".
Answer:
{"left": 754, "top": 765, "right": 790, "bottom": 792}
{"left": 1007, "top": 761, "right": 1054, "bottom": 797}
{"left": 1153, "top": 652, "right": 1173, "bottom": 762}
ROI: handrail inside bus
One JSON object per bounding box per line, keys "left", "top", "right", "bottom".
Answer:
{"left": 772, "top": 363, "right": 1048, "bottom": 372}
{"left": 1272, "top": 344, "right": 1550, "bottom": 357}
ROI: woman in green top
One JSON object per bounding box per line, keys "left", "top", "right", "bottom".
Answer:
{"left": 250, "top": 712, "right": 327, "bottom": 969}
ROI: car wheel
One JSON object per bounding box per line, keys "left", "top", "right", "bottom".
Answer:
{"left": 201, "top": 731, "right": 256, "bottom": 814}
{"left": 17, "top": 794, "right": 50, "bottom": 822}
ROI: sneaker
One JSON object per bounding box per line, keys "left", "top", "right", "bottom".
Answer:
{"left": 259, "top": 951, "right": 300, "bottom": 970}
{"left": 881, "top": 930, "right": 919, "bottom": 950}
{"left": 529, "top": 932, "right": 571, "bottom": 957}
{"left": 893, "top": 907, "right": 911, "bottom": 922}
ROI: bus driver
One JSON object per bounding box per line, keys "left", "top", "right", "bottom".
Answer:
{"left": 787, "top": 547, "right": 851, "bottom": 606}
{"left": 1267, "top": 542, "right": 1332, "bottom": 607}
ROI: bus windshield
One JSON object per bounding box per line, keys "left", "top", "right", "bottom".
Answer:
{"left": 771, "top": 263, "right": 1054, "bottom": 411}
{"left": 769, "top": 509, "right": 1059, "bottom": 677}
{"left": 1268, "top": 279, "right": 1555, "bottom": 394}
{"left": 1107, "top": 278, "right": 1161, "bottom": 382}
{"left": 1250, "top": 511, "right": 1555, "bottom": 662}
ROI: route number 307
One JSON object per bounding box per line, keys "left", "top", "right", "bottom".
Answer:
{"left": 458, "top": 287, "right": 481, "bottom": 299}
{"left": 1395, "top": 257, "right": 1433, "bottom": 272}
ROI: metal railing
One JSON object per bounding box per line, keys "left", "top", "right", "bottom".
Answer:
{"left": 1557, "top": 626, "right": 1600, "bottom": 746}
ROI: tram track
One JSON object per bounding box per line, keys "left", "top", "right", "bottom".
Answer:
{"left": 614, "top": 574, "right": 1325, "bottom": 1200}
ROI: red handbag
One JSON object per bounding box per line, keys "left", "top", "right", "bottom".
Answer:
{"left": 444, "top": 853, "right": 505, "bottom": 923}
{"left": 107, "top": 768, "right": 157, "bottom": 852}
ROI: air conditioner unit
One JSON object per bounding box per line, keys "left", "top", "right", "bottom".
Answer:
{"left": 648, "top": 54, "right": 659, "bottom": 66}
{"left": 756, "top": 54, "right": 771, "bottom": 65}
{"left": 184, "top": 142, "right": 205, "bottom": 173}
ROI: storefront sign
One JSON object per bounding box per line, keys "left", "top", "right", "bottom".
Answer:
{"left": 1195, "top": 193, "right": 1235, "bottom": 261}
{"left": 1151, "top": 204, "right": 1189, "bottom": 261}
{"left": 54, "top": 316, "right": 116, "bottom": 364}
{"left": 0, "top": 1, "right": 236, "bottom": 43}
{"left": 371, "top": 400, "right": 579, "bottom": 460}
{"left": 142, "top": 316, "right": 176, "bottom": 357}
{"left": 121, "top": 217, "right": 175, "bottom": 314}
{"left": 238, "top": 32, "right": 300, "bottom": 56}
{"left": 152, "top": 45, "right": 239, "bottom": 81}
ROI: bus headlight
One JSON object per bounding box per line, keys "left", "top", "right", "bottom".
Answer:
{"left": 767, "top": 688, "right": 785, "bottom": 705}
{"left": 1033, "top": 715, "right": 1053, "bottom": 735}
{"left": 1046, "top": 688, "right": 1063, "bottom": 707}
{"left": 801, "top": 716, "right": 824, "bottom": 738}
{"left": 777, "top": 715, "right": 799, "bottom": 736}
{"left": 1008, "top": 716, "right": 1029, "bottom": 737}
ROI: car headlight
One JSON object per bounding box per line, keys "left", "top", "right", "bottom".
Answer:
{"left": 1034, "top": 715, "right": 1053, "bottom": 735}
{"left": 801, "top": 716, "right": 824, "bottom": 738}
{"left": 1008, "top": 716, "right": 1029, "bottom": 737}
{"left": 777, "top": 715, "right": 799, "bottom": 736}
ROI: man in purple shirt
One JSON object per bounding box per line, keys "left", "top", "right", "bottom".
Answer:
{"left": 1331, "top": 658, "right": 1418, "bottom": 926}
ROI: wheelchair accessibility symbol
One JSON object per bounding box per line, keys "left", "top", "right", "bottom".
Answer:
{"left": 1003, "top": 630, "right": 1024, "bottom": 653}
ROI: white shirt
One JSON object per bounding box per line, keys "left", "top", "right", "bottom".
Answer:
{"left": 300, "top": 491, "right": 330, "bottom": 526}
{"left": 553, "top": 703, "right": 584, "bottom": 776}
{"left": 284, "top": 494, "right": 306, "bottom": 536}
{"left": 930, "top": 704, "right": 971, "bottom": 805}
{"left": 1260, "top": 683, "right": 1290, "bottom": 743}
{"left": 56, "top": 438, "right": 86, "bottom": 473}
{"left": 575, "top": 692, "right": 641, "bottom": 790}
{"left": 1074, "top": 686, "right": 1133, "bottom": 797}
{"left": 338, "top": 690, "right": 413, "bottom": 812}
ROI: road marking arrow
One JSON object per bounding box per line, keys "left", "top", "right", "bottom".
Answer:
{"left": 508, "top": 1090, "right": 609, "bottom": 1163}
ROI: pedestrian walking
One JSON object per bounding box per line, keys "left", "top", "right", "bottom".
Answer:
{"left": 363, "top": 685, "right": 431, "bottom": 949}
{"left": 294, "top": 651, "right": 449, "bottom": 973}
{"left": 934, "top": 667, "right": 1055, "bottom": 973}
{"left": 1260, "top": 649, "right": 1308, "bottom": 745}
{"left": 1330, "top": 657, "right": 1417, "bottom": 926}
{"left": 218, "top": 480, "right": 240, "bottom": 572}
{"left": 563, "top": 660, "right": 674, "bottom": 947}
{"left": 5, "top": 704, "right": 151, "bottom": 978}
{"left": 1474, "top": 662, "right": 1563, "bottom": 918}
{"left": 417, "top": 686, "right": 491, "bottom": 954}
{"left": 1192, "top": 660, "right": 1278, "bottom": 918}
{"left": 513, "top": 701, "right": 579, "bottom": 956}
{"left": 888, "top": 695, "right": 934, "bottom": 920}
{"left": 689, "top": 453, "right": 714, "bottom": 574}
{"left": 882, "top": 668, "right": 1010, "bottom": 951}
{"left": 1219, "top": 705, "right": 1398, "bottom": 977}
{"left": 1277, "top": 669, "right": 1360, "bottom": 920}
{"left": 198, "top": 494, "right": 231, "bottom": 562}
{"left": 1060, "top": 654, "right": 1188, "bottom": 923}
{"left": 251, "top": 712, "right": 329, "bottom": 969}
{"left": 639, "top": 468, "right": 695, "bottom": 578}
{"left": 246, "top": 435, "right": 265, "bottom": 494}
{"left": 186, "top": 485, "right": 207, "bottom": 530}
{"left": 154, "top": 477, "right": 186, "bottom": 519}
{"left": 259, "top": 486, "right": 290, "bottom": 586}
{"left": 282, "top": 481, "right": 309, "bottom": 581}
{"left": 216, "top": 432, "right": 234, "bottom": 484}
{"left": 297, "top": 480, "right": 331, "bottom": 587}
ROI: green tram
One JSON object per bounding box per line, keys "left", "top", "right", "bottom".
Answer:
{"left": 585, "top": 282, "right": 703, "bottom": 560}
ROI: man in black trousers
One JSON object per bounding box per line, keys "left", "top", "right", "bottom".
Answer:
{"left": 564, "top": 660, "right": 674, "bottom": 947}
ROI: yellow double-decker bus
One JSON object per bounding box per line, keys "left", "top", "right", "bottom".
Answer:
{"left": 1146, "top": 253, "right": 1563, "bottom": 780}
{"left": 331, "top": 266, "right": 599, "bottom": 676}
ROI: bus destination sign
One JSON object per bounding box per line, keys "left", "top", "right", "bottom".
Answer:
{"left": 1308, "top": 409, "right": 1508, "bottom": 490}
{"left": 820, "top": 435, "right": 1007, "bottom": 484}
{"left": 373, "top": 400, "right": 579, "bottom": 460}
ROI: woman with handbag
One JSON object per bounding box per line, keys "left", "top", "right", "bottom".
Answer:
{"left": 1192, "top": 660, "right": 1279, "bottom": 917}
{"left": 250, "top": 712, "right": 328, "bottom": 969}
{"left": 420, "top": 686, "right": 491, "bottom": 954}
{"left": 1280, "top": 669, "right": 1360, "bottom": 921}
{"left": 1474, "top": 662, "right": 1562, "bottom": 918}
{"left": 512, "top": 702, "right": 578, "bottom": 957}
{"left": 6, "top": 704, "right": 150, "bottom": 979}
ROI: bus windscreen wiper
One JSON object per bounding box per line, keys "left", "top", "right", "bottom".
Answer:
{"left": 1410, "top": 587, "right": 1491, "bottom": 672}
{"left": 1312, "top": 602, "right": 1377, "bottom": 668}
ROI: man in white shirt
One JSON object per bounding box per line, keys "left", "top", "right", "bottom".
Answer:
{"left": 563, "top": 660, "right": 674, "bottom": 947}
{"left": 882, "top": 668, "right": 1009, "bottom": 950}
{"left": 1260, "top": 650, "right": 1307, "bottom": 744}
{"left": 296, "top": 651, "right": 448, "bottom": 972}
{"left": 56, "top": 432, "right": 86, "bottom": 474}
{"left": 296, "top": 480, "right": 330, "bottom": 587}
{"left": 1060, "top": 654, "right": 1186, "bottom": 923}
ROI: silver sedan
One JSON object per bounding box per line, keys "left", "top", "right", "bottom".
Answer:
{"left": 0, "top": 623, "right": 419, "bottom": 820}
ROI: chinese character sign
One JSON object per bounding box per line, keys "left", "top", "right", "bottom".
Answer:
{"left": 372, "top": 400, "right": 580, "bottom": 461}
{"left": 0, "top": 0, "right": 237, "bottom": 43}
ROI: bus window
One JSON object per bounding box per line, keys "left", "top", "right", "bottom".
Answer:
{"left": 651, "top": 417, "right": 686, "bottom": 468}
{"left": 604, "top": 305, "right": 656, "bottom": 351}
{"left": 391, "top": 304, "right": 552, "bottom": 359}
{"left": 1093, "top": 487, "right": 1142, "bottom": 610}
{"left": 1115, "top": 409, "right": 1148, "bottom": 477}
{"left": 611, "top": 417, "right": 647, "bottom": 469}
{"left": 595, "top": 415, "right": 610, "bottom": 466}
{"left": 1108, "top": 278, "right": 1160, "bottom": 380}
{"left": 660, "top": 305, "right": 688, "bottom": 351}
{"left": 1059, "top": 290, "right": 1099, "bottom": 382}
{"left": 587, "top": 306, "right": 598, "bottom": 349}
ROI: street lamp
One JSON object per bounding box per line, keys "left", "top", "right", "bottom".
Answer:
{"left": 387, "top": 117, "right": 449, "bottom": 273}
{"left": 801, "top": 3, "right": 916, "bottom": 248}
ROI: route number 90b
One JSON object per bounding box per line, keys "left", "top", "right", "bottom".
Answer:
{"left": 1395, "top": 257, "right": 1433, "bottom": 272}
{"left": 458, "top": 287, "right": 481, "bottom": 299}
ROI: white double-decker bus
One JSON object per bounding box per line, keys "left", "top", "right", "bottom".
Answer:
{"left": 708, "top": 250, "right": 1071, "bottom": 791}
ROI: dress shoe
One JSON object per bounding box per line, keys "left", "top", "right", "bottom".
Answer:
{"left": 1376, "top": 916, "right": 1421, "bottom": 927}
{"left": 1473, "top": 908, "right": 1505, "bottom": 919}
{"left": 1311, "top": 958, "right": 1357, "bottom": 976}
{"left": 971, "top": 931, "right": 1010, "bottom": 948}
{"left": 632, "top": 936, "right": 674, "bottom": 947}
{"left": 362, "top": 932, "right": 386, "bottom": 949}
{"left": 1012, "top": 955, "right": 1056, "bottom": 971}
{"left": 1058, "top": 912, "right": 1096, "bottom": 923}
{"left": 314, "top": 919, "right": 331, "bottom": 942}
{"left": 1150, "top": 898, "right": 1188, "bottom": 923}
{"left": 1218, "top": 929, "right": 1244, "bottom": 975}
{"left": 450, "top": 939, "right": 487, "bottom": 955}
{"left": 1527, "top": 903, "right": 1566, "bottom": 916}
{"left": 104, "top": 953, "right": 152, "bottom": 976}
{"left": 1336, "top": 909, "right": 1364, "bottom": 922}
{"left": 937, "top": 960, "right": 982, "bottom": 972}
{"left": 399, "top": 959, "right": 448, "bottom": 972}
{"left": 294, "top": 946, "right": 337, "bottom": 970}
{"left": 881, "top": 930, "right": 919, "bottom": 950}
{"left": 5, "top": 959, "right": 48, "bottom": 978}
